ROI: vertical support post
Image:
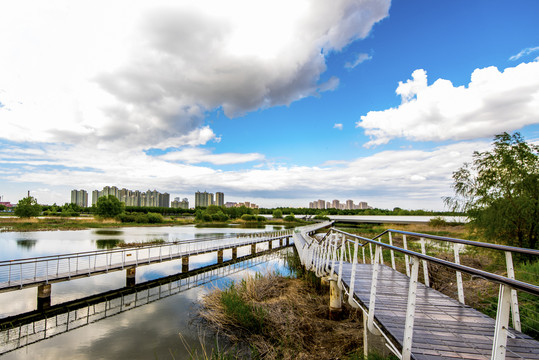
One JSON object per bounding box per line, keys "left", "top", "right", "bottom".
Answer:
{"left": 367, "top": 245, "right": 381, "bottom": 335}
{"left": 279, "top": 238, "right": 283, "bottom": 247}
{"left": 182, "top": 256, "right": 189, "bottom": 273}
{"left": 37, "top": 284, "right": 52, "bottom": 310}
{"left": 329, "top": 275, "right": 342, "bottom": 320}
{"left": 491, "top": 284, "right": 512, "bottom": 360}
{"left": 419, "top": 237, "right": 430, "bottom": 287}
{"left": 126, "top": 267, "right": 136, "bottom": 287}
{"left": 388, "top": 232, "right": 396, "bottom": 270}
{"left": 362, "top": 246, "right": 366, "bottom": 264}
{"left": 330, "top": 234, "right": 337, "bottom": 277}
{"left": 453, "top": 243, "right": 465, "bottom": 304}
{"left": 369, "top": 243, "right": 374, "bottom": 264}
{"left": 232, "top": 247, "right": 237, "bottom": 260}
{"left": 251, "top": 243, "right": 256, "bottom": 255}
{"left": 402, "top": 256, "right": 420, "bottom": 360}
{"left": 217, "top": 249, "right": 224, "bottom": 264}
{"left": 286, "top": 237, "right": 290, "bottom": 246}
{"left": 403, "top": 235, "right": 410, "bottom": 277}
{"left": 268, "top": 239, "right": 273, "bottom": 250}
{"left": 504, "top": 251, "right": 521, "bottom": 332}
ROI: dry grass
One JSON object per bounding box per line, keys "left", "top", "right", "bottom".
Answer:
{"left": 199, "top": 272, "right": 363, "bottom": 360}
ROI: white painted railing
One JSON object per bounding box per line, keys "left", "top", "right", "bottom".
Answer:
{"left": 294, "top": 226, "right": 539, "bottom": 360}
{"left": 0, "top": 230, "right": 293, "bottom": 290}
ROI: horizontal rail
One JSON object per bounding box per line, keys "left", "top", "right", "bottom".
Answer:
{"left": 331, "top": 228, "right": 539, "bottom": 296}
{"left": 374, "top": 229, "right": 539, "bottom": 256}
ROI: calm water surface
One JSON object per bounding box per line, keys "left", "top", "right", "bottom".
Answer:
{"left": 0, "top": 225, "right": 292, "bottom": 359}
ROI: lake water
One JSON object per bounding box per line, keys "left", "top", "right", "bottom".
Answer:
{"left": 0, "top": 225, "right": 292, "bottom": 359}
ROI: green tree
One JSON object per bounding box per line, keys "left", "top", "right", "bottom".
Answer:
{"left": 95, "top": 195, "right": 124, "bottom": 218}
{"left": 445, "top": 132, "right": 538, "bottom": 249}
{"left": 0, "top": 204, "right": 6, "bottom": 211}
{"left": 14, "top": 196, "right": 42, "bottom": 218}
{"left": 272, "top": 209, "right": 283, "bottom": 219}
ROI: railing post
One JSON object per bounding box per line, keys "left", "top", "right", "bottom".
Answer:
{"left": 491, "top": 284, "right": 512, "bottom": 360}
{"left": 504, "top": 251, "right": 521, "bottom": 332}
{"left": 337, "top": 234, "right": 345, "bottom": 288}
{"left": 419, "top": 237, "right": 429, "bottom": 287}
{"left": 453, "top": 243, "right": 465, "bottom": 304}
{"left": 367, "top": 244, "right": 381, "bottom": 335}
{"left": 330, "top": 234, "right": 337, "bottom": 277}
{"left": 403, "top": 235, "right": 410, "bottom": 277}
{"left": 388, "top": 232, "right": 396, "bottom": 270}
{"left": 348, "top": 240, "right": 360, "bottom": 308}
{"left": 402, "top": 256, "right": 420, "bottom": 360}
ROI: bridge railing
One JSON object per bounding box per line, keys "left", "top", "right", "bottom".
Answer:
{"left": 0, "top": 230, "right": 293, "bottom": 289}
{"left": 295, "top": 227, "right": 539, "bottom": 360}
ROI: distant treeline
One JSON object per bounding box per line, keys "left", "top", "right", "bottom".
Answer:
{"left": 41, "top": 204, "right": 462, "bottom": 217}
{"left": 257, "top": 207, "right": 463, "bottom": 216}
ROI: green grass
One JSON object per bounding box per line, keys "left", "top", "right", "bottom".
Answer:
{"left": 220, "top": 282, "right": 265, "bottom": 333}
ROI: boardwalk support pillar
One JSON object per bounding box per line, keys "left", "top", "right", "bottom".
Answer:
{"left": 268, "top": 240, "right": 273, "bottom": 250}
{"left": 182, "top": 256, "right": 189, "bottom": 273}
{"left": 286, "top": 237, "right": 290, "bottom": 246}
{"left": 232, "top": 247, "right": 237, "bottom": 260}
{"left": 37, "top": 284, "right": 51, "bottom": 310}
{"left": 279, "top": 238, "right": 283, "bottom": 247}
{"left": 217, "top": 250, "right": 224, "bottom": 264}
{"left": 126, "top": 267, "right": 136, "bottom": 287}
{"left": 251, "top": 244, "right": 256, "bottom": 255}
{"left": 328, "top": 275, "right": 342, "bottom": 320}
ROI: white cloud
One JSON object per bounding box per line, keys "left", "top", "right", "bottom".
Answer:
{"left": 345, "top": 53, "right": 372, "bottom": 69}
{"left": 0, "top": 139, "right": 487, "bottom": 210}
{"left": 356, "top": 61, "right": 539, "bottom": 146}
{"left": 509, "top": 46, "right": 539, "bottom": 61}
{"left": 0, "top": 0, "right": 390, "bottom": 150}
{"left": 334, "top": 123, "right": 344, "bottom": 130}
{"left": 159, "top": 148, "right": 264, "bottom": 165}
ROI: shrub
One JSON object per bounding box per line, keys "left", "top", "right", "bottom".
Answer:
{"left": 284, "top": 214, "right": 296, "bottom": 222}
{"left": 241, "top": 214, "right": 257, "bottom": 221}
{"left": 147, "top": 212, "right": 164, "bottom": 223}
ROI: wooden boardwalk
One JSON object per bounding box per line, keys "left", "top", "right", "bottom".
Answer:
{"left": 337, "top": 263, "right": 539, "bottom": 360}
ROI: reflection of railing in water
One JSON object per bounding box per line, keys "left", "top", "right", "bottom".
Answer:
{"left": 0, "top": 230, "right": 293, "bottom": 292}
{"left": 0, "top": 249, "right": 284, "bottom": 355}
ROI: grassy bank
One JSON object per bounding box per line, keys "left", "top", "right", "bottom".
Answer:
{"left": 0, "top": 216, "right": 195, "bottom": 232}
{"left": 196, "top": 250, "right": 397, "bottom": 360}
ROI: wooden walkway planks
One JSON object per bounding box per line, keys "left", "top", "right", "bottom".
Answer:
{"left": 337, "top": 263, "right": 539, "bottom": 360}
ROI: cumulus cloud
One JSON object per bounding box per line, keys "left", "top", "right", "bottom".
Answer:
{"left": 0, "top": 0, "right": 390, "bottom": 150}
{"left": 509, "top": 46, "right": 539, "bottom": 61}
{"left": 345, "top": 53, "right": 372, "bottom": 69}
{"left": 356, "top": 61, "right": 539, "bottom": 147}
{"left": 334, "top": 123, "right": 344, "bottom": 130}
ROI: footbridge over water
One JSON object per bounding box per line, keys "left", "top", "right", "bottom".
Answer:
{"left": 295, "top": 222, "right": 539, "bottom": 360}
{"left": 0, "top": 229, "right": 293, "bottom": 308}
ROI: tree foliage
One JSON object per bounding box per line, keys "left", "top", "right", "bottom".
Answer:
{"left": 14, "top": 196, "right": 42, "bottom": 218}
{"left": 94, "top": 195, "right": 124, "bottom": 218}
{"left": 445, "top": 132, "right": 538, "bottom": 249}
{"left": 272, "top": 209, "right": 283, "bottom": 219}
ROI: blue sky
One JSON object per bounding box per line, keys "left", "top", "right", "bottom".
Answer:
{"left": 1, "top": 0, "right": 538, "bottom": 209}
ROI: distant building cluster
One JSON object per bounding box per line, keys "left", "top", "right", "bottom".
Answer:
{"left": 71, "top": 186, "right": 171, "bottom": 208}
{"left": 309, "top": 199, "right": 371, "bottom": 210}
{"left": 195, "top": 191, "right": 225, "bottom": 207}
{"left": 171, "top": 197, "right": 189, "bottom": 209}
{"left": 0, "top": 195, "right": 14, "bottom": 208}
{"left": 71, "top": 190, "right": 89, "bottom": 207}
{"left": 225, "top": 201, "right": 259, "bottom": 209}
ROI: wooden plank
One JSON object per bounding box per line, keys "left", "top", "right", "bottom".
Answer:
{"left": 335, "top": 262, "right": 539, "bottom": 359}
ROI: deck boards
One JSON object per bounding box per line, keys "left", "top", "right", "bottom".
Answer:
{"left": 336, "top": 263, "right": 539, "bottom": 360}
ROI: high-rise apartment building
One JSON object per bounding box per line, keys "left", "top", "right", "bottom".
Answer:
{"left": 90, "top": 186, "right": 170, "bottom": 207}
{"left": 71, "top": 189, "right": 88, "bottom": 207}
{"left": 317, "top": 199, "right": 326, "bottom": 209}
{"left": 195, "top": 191, "right": 213, "bottom": 207}
{"left": 332, "top": 200, "right": 340, "bottom": 209}
{"left": 215, "top": 192, "right": 225, "bottom": 206}
{"left": 171, "top": 197, "right": 189, "bottom": 209}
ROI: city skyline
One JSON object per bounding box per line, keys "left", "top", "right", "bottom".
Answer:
{"left": 1, "top": 1, "right": 538, "bottom": 210}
